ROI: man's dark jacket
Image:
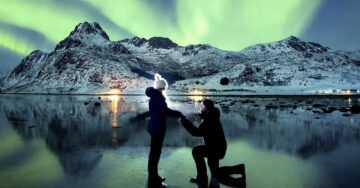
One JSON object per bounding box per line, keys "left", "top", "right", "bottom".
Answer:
{"left": 145, "top": 87, "right": 182, "bottom": 134}
{"left": 180, "top": 107, "right": 227, "bottom": 159}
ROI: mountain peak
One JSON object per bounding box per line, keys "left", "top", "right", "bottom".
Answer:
{"left": 282, "top": 35, "right": 329, "bottom": 53}
{"left": 70, "top": 22, "right": 109, "bottom": 41}
{"left": 121, "top": 36, "right": 178, "bottom": 49}
{"left": 285, "top": 35, "right": 301, "bottom": 42}
{"left": 54, "top": 22, "right": 110, "bottom": 51}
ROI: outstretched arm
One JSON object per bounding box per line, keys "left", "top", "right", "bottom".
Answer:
{"left": 159, "top": 98, "right": 183, "bottom": 118}
{"left": 180, "top": 117, "right": 203, "bottom": 137}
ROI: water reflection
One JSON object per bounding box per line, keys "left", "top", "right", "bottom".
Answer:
{"left": 347, "top": 98, "right": 352, "bottom": 106}
{"left": 106, "top": 95, "right": 121, "bottom": 127}
{"left": 0, "top": 95, "right": 360, "bottom": 187}
{"left": 189, "top": 95, "right": 205, "bottom": 102}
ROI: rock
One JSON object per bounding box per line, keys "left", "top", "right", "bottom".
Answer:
{"left": 312, "top": 103, "right": 324, "bottom": 108}
{"left": 328, "top": 107, "right": 337, "bottom": 113}
{"left": 266, "top": 105, "right": 277, "bottom": 109}
{"left": 98, "top": 97, "right": 101, "bottom": 99}
{"left": 84, "top": 101, "right": 89, "bottom": 105}
{"left": 350, "top": 104, "right": 360, "bottom": 114}
{"left": 321, "top": 108, "right": 331, "bottom": 113}
{"left": 242, "top": 99, "right": 255, "bottom": 104}
{"left": 338, "top": 107, "right": 349, "bottom": 112}
{"left": 220, "top": 77, "right": 229, "bottom": 85}
{"left": 94, "top": 102, "right": 101, "bottom": 106}
{"left": 279, "top": 105, "right": 290, "bottom": 108}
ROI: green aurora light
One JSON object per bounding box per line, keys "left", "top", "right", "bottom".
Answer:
{"left": 0, "top": 0, "right": 323, "bottom": 55}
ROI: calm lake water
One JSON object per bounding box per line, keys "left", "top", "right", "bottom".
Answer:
{"left": 0, "top": 94, "right": 359, "bottom": 188}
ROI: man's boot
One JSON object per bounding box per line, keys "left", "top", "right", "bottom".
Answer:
{"left": 189, "top": 175, "right": 208, "bottom": 187}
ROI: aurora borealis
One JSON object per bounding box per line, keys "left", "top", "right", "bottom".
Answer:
{"left": 0, "top": 0, "right": 359, "bottom": 75}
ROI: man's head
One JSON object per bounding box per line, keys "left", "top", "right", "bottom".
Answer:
{"left": 200, "top": 99, "right": 214, "bottom": 112}
{"left": 153, "top": 73, "right": 168, "bottom": 91}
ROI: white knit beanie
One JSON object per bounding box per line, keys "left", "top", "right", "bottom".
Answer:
{"left": 154, "top": 73, "right": 168, "bottom": 89}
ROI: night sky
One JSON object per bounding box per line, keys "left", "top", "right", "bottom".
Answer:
{"left": 0, "top": 0, "right": 359, "bottom": 75}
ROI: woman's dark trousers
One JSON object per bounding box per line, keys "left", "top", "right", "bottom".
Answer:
{"left": 148, "top": 132, "right": 165, "bottom": 179}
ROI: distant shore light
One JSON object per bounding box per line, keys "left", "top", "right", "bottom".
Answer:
{"left": 188, "top": 89, "right": 206, "bottom": 102}
{"left": 109, "top": 89, "right": 121, "bottom": 94}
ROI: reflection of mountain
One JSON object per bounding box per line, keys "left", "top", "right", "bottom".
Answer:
{"left": 233, "top": 105, "right": 360, "bottom": 159}
{"left": 1, "top": 94, "right": 359, "bottom": 173}
{"left": 1, "top": 22, "right": 360, "bottom": 94}
{"left": 0, "top": 95, "right": 205, "bottom": 151}
{"left": 0, "top": 95, "right": 149, "bottom": 176}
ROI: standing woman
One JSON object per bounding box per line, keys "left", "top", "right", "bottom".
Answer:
{"left": 145, "top": 74, "right": 184, "bottom": 187}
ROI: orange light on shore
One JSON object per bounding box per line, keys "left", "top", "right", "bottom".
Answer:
{"left": 188, "top": 89, "right": 206, "bottom": 102}
{"left": 340, "top": 90, "right": 351, "bottom": 95}
{"left": 189, "top": 89, "right": 206, "bottom": 95}
{"left": 98, "top": 88, "right": 122, "bottom": 95}
{"left": 109, "top": 89, "right": 121, "bottom": 94}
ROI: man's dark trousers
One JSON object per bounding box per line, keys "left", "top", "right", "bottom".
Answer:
{"left": 192, "top": 145, "right": 220, "bottom": 177}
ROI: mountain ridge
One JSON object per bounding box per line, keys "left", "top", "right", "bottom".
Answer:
{"left": 1, "top": 22, "right": 359, "bottom": 94}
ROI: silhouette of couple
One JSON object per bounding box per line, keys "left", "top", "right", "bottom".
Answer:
{"left": 145, "top": 74, "right": 246, "bottom": 188}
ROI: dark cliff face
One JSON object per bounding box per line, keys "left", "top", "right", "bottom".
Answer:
{"left": 148, "top": 37, "right": 178, "bottom": 49}
{"left": 55, "top": 38, "right": 83, "bottom": 51}
{"left": 121, "top": 37, "right": 148, "bottom": 47}
{"left": 109, "top": 42, "right": 132, "bottom": 54}
{"left": 10, "top": 50, "right": 45, "bottom": 76}
{"left": 121, "top": 36, "right": 179, "bottom": 49}
{"left": 286, "top": 36, "right": 329, "bottom": 53}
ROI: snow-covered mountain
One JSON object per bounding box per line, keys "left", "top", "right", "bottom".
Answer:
{"left": 0, "top": 22, "right": 359, "bottom": 94}
{"left": 174, "top": 36, "right": 360, "bottom": 94}
{"left": 0, "top": 22, "right": 155, "bottom": 94}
